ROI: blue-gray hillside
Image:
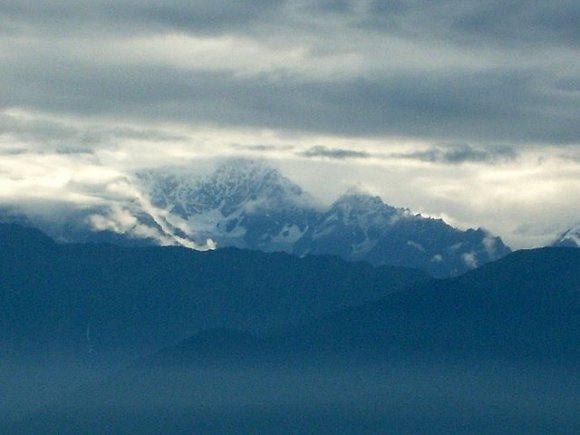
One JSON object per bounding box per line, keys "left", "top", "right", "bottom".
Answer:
{"left": 129, "top": 247, "right": 580, "bottom": 366}
{"left": 12, "top": 247, "right": 579, "bottom": 435}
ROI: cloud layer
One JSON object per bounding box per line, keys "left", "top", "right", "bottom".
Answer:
{"left": 0, "top": 1, "right": 578, "bottom": 248}
{"left": 1, "top": 1, "right": 579, "bottom": 144}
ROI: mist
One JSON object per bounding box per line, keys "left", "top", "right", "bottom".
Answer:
{"left": 6, "top": 359, "right": 579, "bottom": 434}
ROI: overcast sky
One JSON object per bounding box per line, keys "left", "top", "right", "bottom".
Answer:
{"left": 0, "top": 0, "right": 579, "bottom": 248}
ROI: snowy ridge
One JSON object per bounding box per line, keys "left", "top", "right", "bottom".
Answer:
{"left": 133, "top": 160, "right": 319, "bottom": 253}
{"left": 552, "top": 225, "right": 580, "bottom": 248}
{"left": 137, "top": 160, "right": 314, "bottom": 217}
{"left": 7, "top": 159, "right": 512, "bottom": 277}
{"left": 293, "top": 189, "right": 510, "bottom": 277}
{"left": 130, "top": 160, "right": 511, "bottom": 277}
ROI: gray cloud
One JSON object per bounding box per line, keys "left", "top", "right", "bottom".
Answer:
{"left": 0, "top": 0, "right": 578, "bottom": 249}
{"left": 559, "top": 151, "right": 580, "bottom": 164}
{"left": 0, "top": 111, "right": 188, "bottom": 155}
{"left": 299, "top": 143, "right": 519, "bottom": 164}
{"left": 231, "top": 144, "right": 295, "bottom": 153}
{"left": 447, "top": 1, "right": 580, "bottom": 48}
{"left": 300, "top": 146, "right": 371, "bottom": 160}
{"left": 393, "top": 144, "right": 519, "bottom": 164}
{"left": 4, "top": 0, "right": 576, "bottom": 50}
{"left": 360, "top": 0, "right": 580, "bottom": 49}
{"left": 0, "top": 1, "right": 578, "bottom": 148}
{"left": 2, "top": 57, "right": 578, "bottom": 146}
{"left": 0, "top": 0, "right": 284, "bottom": 37}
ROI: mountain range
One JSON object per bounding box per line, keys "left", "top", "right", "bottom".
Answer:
{"left": 0, "top": 223, "right": 427, "bottom": 362}
{"left": 0, "top": 222, "right": 432, "bottom": 424}
{"left": 3, "top": 228, "right": 578, "bottom": 434}
{"left": 137, "top": 160, "right": 516, "bottom": 278}
{"left": 0, "top": 160, "right": 577, "bottom": 433}
{"left": 2, "top": 159, "right": 518, "bottom": 278}
{"left": 0, "top": 160, "right": 576, "bottom": 279}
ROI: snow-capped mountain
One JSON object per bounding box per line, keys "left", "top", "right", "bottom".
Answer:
{"left": 1, "top": 159, "right": 512, "bottom": 277}
{"left": 292, "top": 189, "right": 510, "bottom": 277}
{"left": 135, "top": 160, "right": 320, "bottom": 253}
{"left": 133, "top": 160, "right": 510, "bottom": 277}
{"left": 552, "top": 225, "right": 580, "bottom": 248}
{"left": 139, "top": 160, "right": 312, "bottom": 216}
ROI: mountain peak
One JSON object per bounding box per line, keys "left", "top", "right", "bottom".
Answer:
{"left": 136, "top": 159, "right": 313, "bottom": 219}
{"left": 211, "top": 158, "right": 280, "bottom": 182}
{"left": 25, "top": 159, "right": 512, "bottom": 278}
{"left": 331, "top": 188, "right": 400, "bottom": 216}
{"left": 552, "top": 225, "right": 580, "bottom": 248}
{"left": 196, "top": 159, "right": 311, "bottom": 216}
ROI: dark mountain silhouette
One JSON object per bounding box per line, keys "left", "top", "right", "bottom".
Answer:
{"left": 0, "top": 222, "right": 428, "bottom": 363}
{"left": 126, "top": 247, "right": 580, "bottom": 366}
{"left": 0, "top": 222, "right": 430, "bottom": 426}
{"left": 283, "top": 247, "right": 580, "bottom": 363}
{"left": 9, "top": 247, "right": 579, "bottom": 434}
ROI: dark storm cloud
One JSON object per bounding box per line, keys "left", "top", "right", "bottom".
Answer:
{"left": 554, "top": 77, "right": 580, "bottom": 92}
{"left": 300, "top": 146, "right": 371, "bottom": 160}
{"left": 2, "top": 52, "right": 578, "bottom": 146}
{"left": 298, "top": 143, "right": 518, "bottom": 164}
{"left": 231, "top": 144, "right": 295, "bottom": 153}
{"left": 448, "top": 1, "right": 580, "bottom": 48}
{"left": 0, "top": 1, "right": 578, "bottom": 150}
{"left": 2, "top": 0, "right": 577, "bottom": 47}
{"left": 360, "top": 0, "right": 580, "bottom": 48}
{"left": 394, "top": 143, "right": 518, "bottom": 164}
{"left": 0, "top": 111, "right": 187, "bottom": 155}
{"left": 0, "top": 113, "right": 78, "bottom": 148}
{"left": 0, "top": 0, "right": 284, "bottom": 36}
